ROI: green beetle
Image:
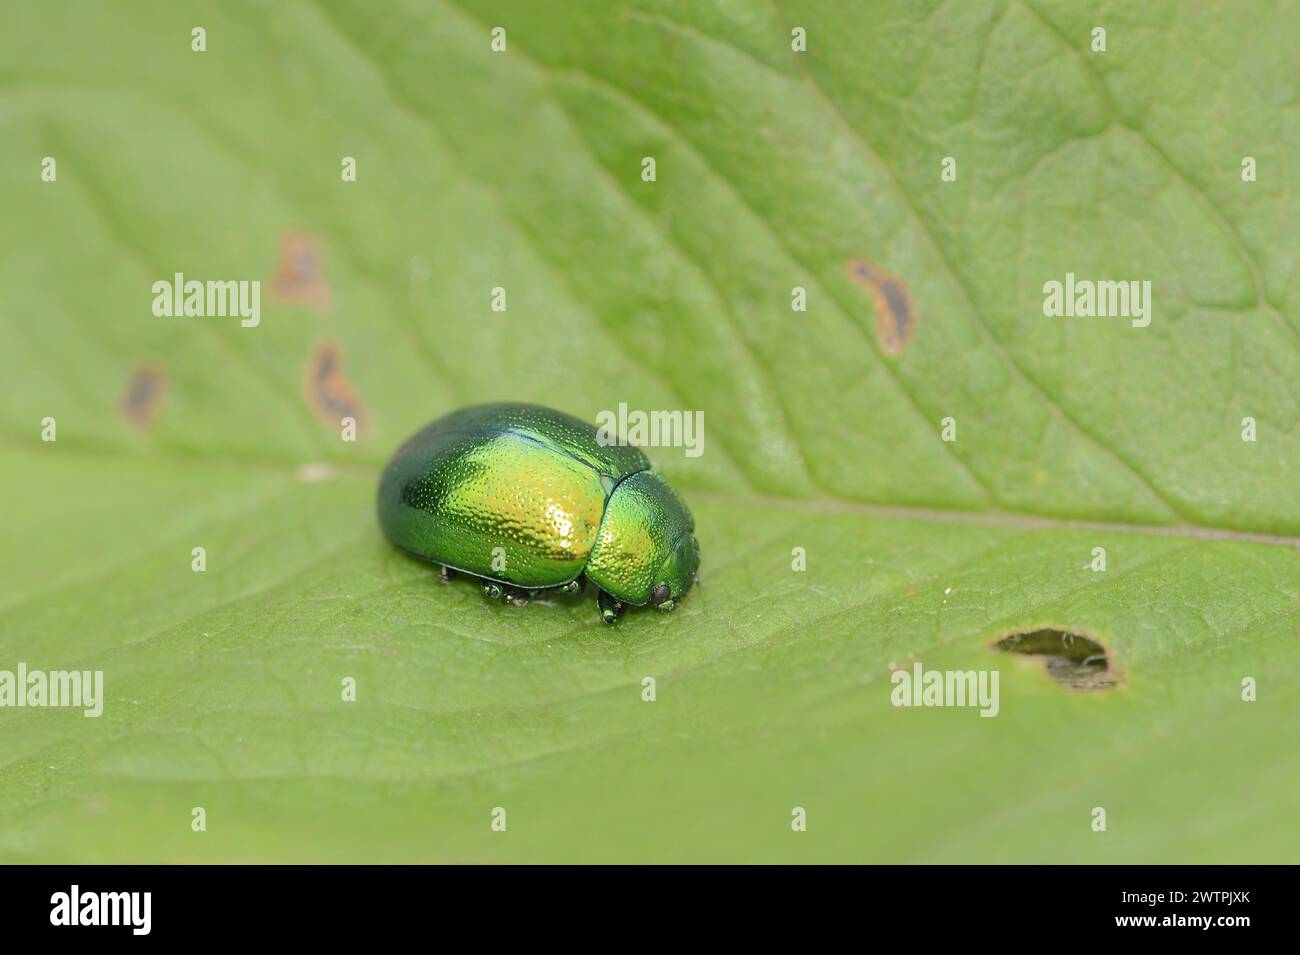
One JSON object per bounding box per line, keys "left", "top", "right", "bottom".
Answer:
{"left": 378, "top": 403, "right": 700, "bottom": 623}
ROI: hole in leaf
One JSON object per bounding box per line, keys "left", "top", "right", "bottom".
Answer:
{"left": 994, "top": 628, "right": 1118, "bottom": 690}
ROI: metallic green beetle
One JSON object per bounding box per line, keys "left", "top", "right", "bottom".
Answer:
{"left": 378, "top": 403, "right": 700, "bottom": 623}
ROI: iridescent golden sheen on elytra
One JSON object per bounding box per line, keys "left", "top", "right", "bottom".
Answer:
{"left": 377, "top": 403, "right": 699, "bottom": 622}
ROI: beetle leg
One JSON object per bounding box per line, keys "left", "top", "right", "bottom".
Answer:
{"left": 597, "top": 590, "right": 624, "bottom": 624}
{"left": 558, "top": 579, "right": 582, "bottom": 596}
{"left": 656, "top": 599, "right": 676, "bottom": 613}
{"left": 505, "top": 586, "right": 531, "bottom": 607}
{"left": 439, "top": 566, "right": 456, "bottom": 583}
{"left": 481, "top": 582, "right": 504, "bottom": 601}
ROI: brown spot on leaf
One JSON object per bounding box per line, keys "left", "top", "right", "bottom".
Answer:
{"left": 304, "top": 340, "right": 367, "bottom": 435}
{"left": 120, "top": 365, "right": 167, "bottom": 429}
{"left": 847, "top": 258, "right": 916, "bottom": 356}
{"left": 272, "top": 231, "right": 332, "bottom": 311}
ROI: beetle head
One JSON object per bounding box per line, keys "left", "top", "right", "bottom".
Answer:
{"left": 585, "top": 471, "right": 699, "bottom": 609}
{"left": 648, "top": 533, "right": 700, "bottom": 610}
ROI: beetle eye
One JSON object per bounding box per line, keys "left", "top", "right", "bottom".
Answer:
{"left": 649, "top": 584, "right": 671, "bottom": 606}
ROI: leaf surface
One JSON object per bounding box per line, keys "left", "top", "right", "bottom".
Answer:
{"left": 1, "top": 0, "right": 1296, "bottom": 862}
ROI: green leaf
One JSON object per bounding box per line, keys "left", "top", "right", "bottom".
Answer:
{"left": 2, "top": 0, "right": 1297, "bottom": 862}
